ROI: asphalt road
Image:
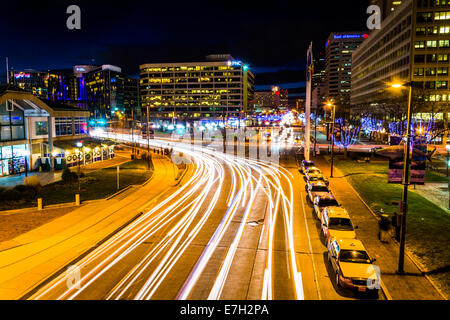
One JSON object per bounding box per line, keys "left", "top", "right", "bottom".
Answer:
{"left": 29, "top": 130, "right": 383, "bottom": 300}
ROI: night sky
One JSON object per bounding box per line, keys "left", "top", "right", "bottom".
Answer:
{"left": 2, "top": 0, "right": 369, "bottom": 97}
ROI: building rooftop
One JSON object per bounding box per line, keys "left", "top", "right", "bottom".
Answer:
{"left": 0, "top": 84, "right": 90, "bottom": 117}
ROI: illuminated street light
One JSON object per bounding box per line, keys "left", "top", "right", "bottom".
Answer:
{"left": 446, "top": 144, "right": 450, "bottom": 177}
{"left": 326, "top": 101, "right": 336, "bottom": 178}
{"left": 390, "top": 81, "right": 413, "bottom": 274}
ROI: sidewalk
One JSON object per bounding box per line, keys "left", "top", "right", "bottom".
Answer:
{"left": 0, "top": 171, "right": 62, "bottom": 188}
{"left": 0, "top": 154, "right": 184, "bottom": 299}
{"left": 312, "top": 155, "right": 445, "bottom": 300}
{"left": 0, "top": 153, "right": 131, "bottom": 188}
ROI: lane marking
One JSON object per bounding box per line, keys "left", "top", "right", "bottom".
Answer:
{"left": 300, "top": 191, "right": 322, "bottom": 300}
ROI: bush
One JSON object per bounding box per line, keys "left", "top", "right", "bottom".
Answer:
{"left": 62, "top": 166, "right": 73, "bottom": 183}
{"left": 1, "top": 189, "right": 22, "bottom": 202}
{"left": 13, "top": 184, "right": 37, "bottom": 200}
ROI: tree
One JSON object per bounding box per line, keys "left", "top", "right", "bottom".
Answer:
{"left": 335, "top": 118, "right": 360, "bottom": 159}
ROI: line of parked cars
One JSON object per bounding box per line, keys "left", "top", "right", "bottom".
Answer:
{"left": 300, "top": 160, "right": 381, "bottom": 296}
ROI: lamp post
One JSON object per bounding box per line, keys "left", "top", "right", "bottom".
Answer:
{"left": 313, "top": 107, "right": 318, "bottom": 157}
{"left": 327, "top": 102, "right": 336, "bottom": 178}
{"left": 446, "top": 144, "right": 450, "bottom": 177}
{"left": 146, "top": 105, "right": 151, "bottom": 170}
{"left": 131, "top": 108, "right": 135, "bottom": 159}
{"left": 391, "top": 82, "right": 413, "bottom": 274}
{"left": 76, "top": 141, "right": 83, "bottom": 193}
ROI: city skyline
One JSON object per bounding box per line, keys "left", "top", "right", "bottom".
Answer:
{"left": 1, "top": 0, "right": 369, "bottom": 97}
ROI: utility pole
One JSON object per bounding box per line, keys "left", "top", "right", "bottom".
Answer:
{"left": 446, "top": 144, "right": 450, "bottom": 177}
{"left": 6, "top": 57, "right": 9, "bottom": 84}
{"left": 131, "top": 108, "right": 135, "bottom": 158}
{"left": 304, "top": 43, "right": 313, "bottom": 161}
{"left": 313, "top": 106, "right": 318, "bottom": 156}
{"left": 146, "top": 105, "right": 151, "bottom": 170}
{"left": 329, "top": 103, "right": 336, "bottom": 178}
{"left": 398, "top": 84, "right": 413, "bottom": 274}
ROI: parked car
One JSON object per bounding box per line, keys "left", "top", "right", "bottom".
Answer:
{"left": 304, "top": 167, "right": 323, "bottom": 181}
{"left": 313, "top": 194, "right": 340, "bottom": 220}
{"left": 300, "top": 160, "right": 315, "bottom": 174}
{"left": 307, "top": 181, "right": 331, "bottom": 203}
{"left": 327, "top": 238, "right": 380, "bottom": 295}
{"left": 321, "top": 207, "right": 357, "bottom": 245}
{"left": 304, "top": 172, "right": 329, "bottom": 185}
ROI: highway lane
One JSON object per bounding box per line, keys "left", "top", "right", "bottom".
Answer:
{"left": 28, "top": 129, "right": 380, "bottom": 300}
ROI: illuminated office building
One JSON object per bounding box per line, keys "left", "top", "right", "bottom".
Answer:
{"left": 312, "top": 53, "right": 326, "bottom": 89}
{"left": 352, "top": 0, "right": 450, "bottom": 120}
{"left": 253, "top": 91, "right": 273, "bottom": 113}
{"left": 139, "top": 55, "right": 255, "bottom": 121}
{"left": 270, "top": 86, "right": 289, "bottom": 110}
{"left": 324, "top": 32, "right": 367, "bottom": 114}
{"left": 84, "top": 65, "right": 125, "bottom": 119}
{"left": 9, "top": 65, "right": 139, "bottom": 120}
{"left": 124, "top": 77, "right": 140, "bottom": 118}
{"left": 371, "top": 0, "right": 404, "bottom": 19}
{"left": 8, "top": 70, "right": 48, "bottom": 100}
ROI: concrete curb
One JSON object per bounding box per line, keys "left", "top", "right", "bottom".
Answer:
{"left": 173, "top": 165, "right": 190, "bottom": 187}
{"left": 324, "top": 156, "right": 447, "bottom": 300}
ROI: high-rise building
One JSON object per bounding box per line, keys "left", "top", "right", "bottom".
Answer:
{"left": 295, "top": 98, "right": 306, "bottom": 113}
{"left": 352, "top": 0, "right": 450, "bottom": 120}
{"left": 312, "top": 52, "right": 326, "bottom": 89}
{"left": 84, "top": 65, "right": 124, "bottom": 119}
{"left": 371, "top": 0, "right": 404, "bottom": 19}
{"left": 270, "top": 86, "right": 289, "bottom": 110}
{"left": 10, "top": 65, "right": 139, "bottom": 120}
{"left": 253, "top": 91, "right": 273, "bottom": 112}
{"left": 139, "top": 56, "right": 254, "bottom": 121}
{"left": 324, "top": 32, "right": 367, "bottom": 114}
{"left": 8, "top": 70, "right": 48, "bottom": 99}
{"left": 124, "top": 77, "right": 140, "bottom": 118}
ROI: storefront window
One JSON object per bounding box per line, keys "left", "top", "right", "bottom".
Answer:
{"left": 55, "top": 117, "right": 73, "bottom": 136}
{"left": 0, "top": 145, "right": 28, "bottom": 176}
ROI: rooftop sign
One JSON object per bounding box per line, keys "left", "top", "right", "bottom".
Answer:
{"left": 333, "top": 34, "right": 369, "bottom": 40}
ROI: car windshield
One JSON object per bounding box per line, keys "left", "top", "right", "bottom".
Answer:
{"left": 339, "top": 250, "right": 371, "bottom": 264}
{"left": 319, "top": 199, "right": 339, "bottom": 207}
{"left": 304, "top": 162, "right": 314, "bottom": 167}
{"left": 328, "top": 218, "right": 354, "bottom": 231}
{"left": 310, "top": 176, "right": 324, "bottom": 181}
{"left": 308, "top": 169, "right": 321, "bottom": 175}
{"left": 312, "top": 186, "right": 329, "bottom": 192}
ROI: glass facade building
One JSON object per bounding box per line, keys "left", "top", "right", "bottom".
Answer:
{"left": 139, "top": 57, "right": 254, "bottom": 121}
{"left": 352, "top": 0, "right": 450, "bottom": 114}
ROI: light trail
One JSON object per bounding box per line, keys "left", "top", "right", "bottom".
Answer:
{"left": 30, "top": 130, "right": 304, "bottom": 301}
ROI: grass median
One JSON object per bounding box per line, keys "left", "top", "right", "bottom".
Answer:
{"left": 334, "top": 158, "right": 450, "bottom": 297}
{"left": 0, "top": 159, "right": 153, "bottom": 210}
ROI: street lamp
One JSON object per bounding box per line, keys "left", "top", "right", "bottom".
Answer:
{"left": 391, "top": 81, "right": 413, "bottom": 274}
{"left": 327, "top": 102, "right": 336, "bottom": 178}
{"left": 446, "top": 144, "right": 450, "bottom": 177}
{"left": 76, "top": 141, "right": 83, "bottom": 193}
